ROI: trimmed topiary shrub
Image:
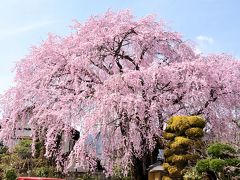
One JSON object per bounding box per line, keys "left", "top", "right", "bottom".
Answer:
{"left": 195, "top": 143, "right": 240, "bottom": 179}
{"left": 196, "top": 159, "right": 210, "bottom": 172}
{"left": 163, "top": 162, "right": 170, "bottom": 170}
{"left": 166, "top": 155, "right": 174, "bottom": 163}
{"left": 163, "top": 116, "right": 206, "bottom": 179}
{"left": 168, "top": 166, "right": 179, "bottom": 176}
{"left": 163, "top": 132, "right": 175, "bottom": 140}
{"left": 172, "top": 155, "right": 188, "bottom": 164}
{"left": 167, "top": 116, "right": 191, "bottom": 133}
{"left": 207, "top": 143, "right": 236, "bottom": 159}
{"left": 187, "top": 116, "right": 206, "bottom": 128}
{"left": 164, "top": 148, "right": 173, "bottom": 157}
{"left": 170, "top": 137, "right": 192, "bottom": 149}
{"left": 225, "top": 158, "right": 240, "bottom": 166}
{"left": 185, "top": 127, "right": 204, "bottom": 138}
{"left": 209, "top": 159, "right": 225, "bottom": 172}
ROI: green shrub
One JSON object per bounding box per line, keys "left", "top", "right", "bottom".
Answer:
{"left": 32, "top": 157, "right": 48, "bottom": 167}
{"left": 209, "top": 159, "right": 225, "bottom": 172}
{"left": 15, "top": 139, "right": 32, "bottom": 159}
{"left": 33, "top": 167, "right": 49, "bottom": 177}
{"left": 196, "top": 159, "right": 210, "bottom": 172}
{"left": 225, "top": 158, "right": 240, "bottom": 167}
{"left": 207, "top": 143, "right": 236, "bottom": 158}
{"left": 195, "top": 142, "right": 239, "bottom": 180}
{"left": 32, "top": 166, "right": 58, "bottom": 177}
{"left": 78, "top": 173, "right": 96, "bottom": 180}
{"left": 34, "top": 140, "right": 44, "bottom": 158}
{"left": 4, "top": 168, "right": 17, "bottom": 180}
{"left": 0, "top": 139, "right": 64, "bottom": 179}
{"left": 1, "top": 153, "right": 20, "bottom": 167}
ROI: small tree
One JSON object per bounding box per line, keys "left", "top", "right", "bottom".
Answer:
{"left": 15, "top": 139, "right": 32, "bottom": 159}
{"left": 163, "top": 116, "right": 206, "bottom": 179}
{"left": 196, "top": 143, "right": 240, "bottom": 179}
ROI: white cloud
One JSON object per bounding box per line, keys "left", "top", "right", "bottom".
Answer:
{"left": 0, "top": 20, "right": 52, "bottom": 40}
{"left": 196, "top": 35, "right": 214, "bottom": 44}
{"left": 15, "top": 20, "right": 52, "bottom": 34}
{"left": 194, "top": 35, "right": 215, "bottom": 54}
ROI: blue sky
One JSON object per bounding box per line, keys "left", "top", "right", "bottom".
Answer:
{"left": 0, "top": 0, "right": 240, "bottom": 94}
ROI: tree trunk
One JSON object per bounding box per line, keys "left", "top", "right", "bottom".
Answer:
{"left": 131, "top": 143, "right": 161, "bottom": 180}
{"left": 131, "top": 157, "right": 148, "bottom": 180}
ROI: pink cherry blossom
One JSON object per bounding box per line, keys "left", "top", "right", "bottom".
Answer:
{"left": 0, "top": 10, "right": 239, "bottom": 178}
